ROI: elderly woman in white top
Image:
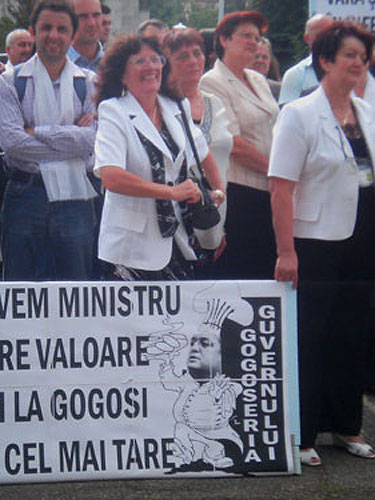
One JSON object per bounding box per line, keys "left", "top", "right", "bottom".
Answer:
{"left": 162, "top": 28, "right": 233, "bottom": 276}
{"left": 200, "top": 11, "right": 279, "bottom": 280}
{"left": 94, "top": 35, "right": 224, "bottom": 280}
{"left": 269, "top": 21, "right": 375, "bottom": 466}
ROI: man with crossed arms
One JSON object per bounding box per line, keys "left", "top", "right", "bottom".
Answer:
{"left": 0, "top": 0, "right": 97, "bottom": 281}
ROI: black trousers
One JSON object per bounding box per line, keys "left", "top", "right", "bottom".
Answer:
{"left": 296, "top": 186, "right": 375, "bottom": 448}
{"left": 215, "top": 182, "right": 276, "bottom": 280}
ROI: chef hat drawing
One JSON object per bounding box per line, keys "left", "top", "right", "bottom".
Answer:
{"left": 199, "top": 298, "right": 234, "bottom": 337}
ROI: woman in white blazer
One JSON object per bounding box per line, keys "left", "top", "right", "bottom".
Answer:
{"left": 94, "top": 35, "right": 224, "bottom": 280}
{"left": 269, "top": 22, "right": 375, "bottom": 466}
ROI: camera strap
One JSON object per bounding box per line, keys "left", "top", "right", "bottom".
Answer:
{"left": 177, "top": 99, "right": 211, "bottom": 191}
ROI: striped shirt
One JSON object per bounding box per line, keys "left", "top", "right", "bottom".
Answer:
{"left": 0, "top": 56, "right": 97, "bottom": 175}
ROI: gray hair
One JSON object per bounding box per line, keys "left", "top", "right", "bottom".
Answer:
{"left": 305, "top": 14, "right": 331, "bottom": 35}
{"left": 5, "top": 29, "right": 30, "bottom": 49}
{"left": 258, "top": 36, "right": 271, "bottom": 50}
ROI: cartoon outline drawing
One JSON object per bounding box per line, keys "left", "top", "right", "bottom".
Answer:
{"left": 145, "top": 299, "right": 243, "bottom": 470}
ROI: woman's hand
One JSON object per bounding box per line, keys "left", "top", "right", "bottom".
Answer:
{"left": 213, "top": 235, "right": 227, "bottom": 261}
{"left": 172, "top": 179, "right": 202, "bottom": 203}
{"left": 201, "top": 153, "right": 225, "bottom": 194}
{"left": 269, "top": 177, "right": 298, "bottom": 288}
{"left": 76, "top": 113, "right": 95, "bottom": 127}
{"left": 275, "top": 251, "right": 298, "bottom": 289}
{"left": 210, "top": 189, "right": 225, "bottom": 206}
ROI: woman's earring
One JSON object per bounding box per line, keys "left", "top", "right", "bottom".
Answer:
{"left": 121, "top": 86, "right": 125, "bottom": 97}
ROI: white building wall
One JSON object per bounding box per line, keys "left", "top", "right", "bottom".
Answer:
{"left": 105, "top": 0, "right": 149, "bottom": 37}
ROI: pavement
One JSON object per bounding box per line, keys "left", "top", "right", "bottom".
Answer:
{"left": 1, "top": 395, "right": 375, "bottom": 500}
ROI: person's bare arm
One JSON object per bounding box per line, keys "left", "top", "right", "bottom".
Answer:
{"left": 100, "top": 166, "right": 202, "bottom": 204}
{"left": 232, "top": 135, "right": 268, "bottom": 174}
{"left": 269, "top": 176, "right": 298, "bottom": 288}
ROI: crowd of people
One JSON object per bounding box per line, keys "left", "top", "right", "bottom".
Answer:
{"left": 0, "top": 0, "right": 375, "bottom": 469}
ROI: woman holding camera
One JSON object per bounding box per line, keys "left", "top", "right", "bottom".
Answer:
{"left": 94, "top": 35, "right": 224, "bottom": 280}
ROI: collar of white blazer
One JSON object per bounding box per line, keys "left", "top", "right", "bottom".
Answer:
{"left": 315, "top": 85, "right": 373, "bottom": 163}
{"left": 120, "top": 91, "right": 187, "bottom": 162}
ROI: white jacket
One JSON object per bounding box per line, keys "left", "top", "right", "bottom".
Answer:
{"left": 94, "top": 92, "right": 208, "bottom": 270}
{"left": 200, "top": 59, "right": 279, "bottom": 191}
{"left": 268, "top": 86, "right": 375, "bottom": 240}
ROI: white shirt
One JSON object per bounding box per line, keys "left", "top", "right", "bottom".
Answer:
{"left": 279, "top": 55, "right": 319, "bottom": 106}
{"left": 195, "top": 92, "right": 233, "bottom": 248}
{"left": 5, "top": 59, "right": 14, "bottom": 71}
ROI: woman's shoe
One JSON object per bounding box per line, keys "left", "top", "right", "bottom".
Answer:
{"left": 332, "top": 434, "right": 375, "bottom": 459}
{"left": 300, "top": 448, "right": 322, "bottom": 466}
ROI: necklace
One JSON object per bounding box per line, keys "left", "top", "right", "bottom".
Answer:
{"left": 150, "top": 101, "right": 161, "bottom": 130}
{"left": 341, "top": 107, "right": 351, "bottom": 127}
{"left": 334, "top": 104, "right": 352, "bottom": 127}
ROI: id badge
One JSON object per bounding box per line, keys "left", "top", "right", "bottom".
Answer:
{"left": 356, "top": 159, "right": 374, "bottom": 188}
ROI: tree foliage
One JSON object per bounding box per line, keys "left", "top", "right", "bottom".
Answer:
{"left": 187, "top": 2, "right": 218, "bottom": 29}
{"left": 7, "top": 0, "right": 36, "bottom": 29}
{"left": 225, "top": 0, "right": 248, "bottom": 13}
{"left": 250, "top": 0, "right": 308, "bottom": 72}
{"left": 0, "top": 0, "right": 36, "bottom": 51}
{"left": 140, "top": 0, "right": 218, "bottom": 30}
{"left": 0, "top": 16, "right": 16, "bottom": 52}
{"left": 147, "top": 0, "right": 187, "bottom": 27}
{"left": 140, "top": 0, "right": 308, "bottom": 71}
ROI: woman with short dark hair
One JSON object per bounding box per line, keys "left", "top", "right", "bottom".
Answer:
{"left": 269, "top": 21, "right": 375, "bottom": 466}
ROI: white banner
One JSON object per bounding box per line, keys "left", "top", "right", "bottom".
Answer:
{"left": 310, "top": 0, "right": 375, "bottom": 31}
{"left": 0, "top": 280, "right": 299, "bottom": 483}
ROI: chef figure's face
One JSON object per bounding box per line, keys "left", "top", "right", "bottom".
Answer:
{"left": 187, "top": 332, "right": 221, "bottom": 379}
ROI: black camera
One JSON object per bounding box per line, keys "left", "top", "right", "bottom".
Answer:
{"left": 189, "top": 173, "right": 220, "bottom": 230}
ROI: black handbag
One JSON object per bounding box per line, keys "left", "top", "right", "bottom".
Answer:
{"left": 177, "top": 100, "right": 220, "bottom": 230}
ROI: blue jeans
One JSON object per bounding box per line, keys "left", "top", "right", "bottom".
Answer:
{"left": 1, "top": 176, "right": 96, "bottom": 281}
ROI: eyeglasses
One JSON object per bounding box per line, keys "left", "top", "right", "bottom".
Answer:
{"left": 173, "top": 49, "right": 204, "bottom": 63}
{"left": 129, "top": 55, "right": 166, "bottom": 67}
{"left": 233, "top": 32, "right": 260, "bottom": 43}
